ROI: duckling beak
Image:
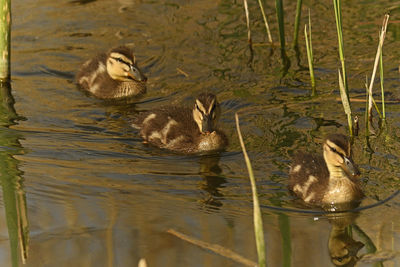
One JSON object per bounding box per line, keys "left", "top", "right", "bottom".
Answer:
{"left": 201, "top": 115, "right": 214, "bottom": 134}
{"left": 342, "top": 156, "right": 361, "bottom": 177}
{"left": 128, "top": 65, "right": 147, "bottom": 82}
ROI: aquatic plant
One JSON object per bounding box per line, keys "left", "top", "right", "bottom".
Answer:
{"left": 257, "top": 0, "right": 273, "bottom": 43}
{"left": 366, "top": 14, "right": 389, "bottom": 129}
{"left": 243, "top": 0, "right": 252, "bottom": 47}
{"left": 304, "top": 9, "right": 316, "bottom": 96}
{"left": 235, "top": 113, "right": 266, "bottom": 267}
{"left": 0, "top": 0, "right": 11, "bottom": 81}
{"left": 333, "top": 0, "right": 353, "bottom": 136}
{"left": 292, "top": 0, "right": 303, "bottom": 49}
{"left": 275, "top": 0, "right": 285, "bottom": 50}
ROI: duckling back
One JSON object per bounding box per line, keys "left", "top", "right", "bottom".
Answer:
{"left": 288, "top": 152, "right": 330, "bottom": 204}
{"left": 288, "top": 152, "right": 363, "bottom": 206}
{"left": 133, "top": 106, "right": 227, "bottom": 153}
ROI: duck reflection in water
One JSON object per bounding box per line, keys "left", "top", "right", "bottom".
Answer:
{"left": 326, "top": 212, "right": 364, "bottom": 267}
{"left": 198, "top": 154, "right": 226, "bottom": 210}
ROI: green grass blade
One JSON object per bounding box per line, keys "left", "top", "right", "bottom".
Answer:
{"left": 275, "top": 0, "right": 285, "bottom": 49}
{"left": 292, "top": 0, "right": 303, "bottom": 49}
{"left": 235, "top": 113, "right": 266, "bottom": 267}
{"left": 0, "top": 0, "right": 10, "bottom": 81}
{"left": 333, "top": 0, "right": 349, "bottom": 97}
{"left": 338, "top": 69, "right": 353, "bottom": 136}
{"left": 304, "top": 10, "right": 316, "bottom": 96}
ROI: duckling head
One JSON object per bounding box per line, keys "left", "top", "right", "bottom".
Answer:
{"left": 106, "top": 46, "right": 147, "bottom": 83}
{"left": 323, "top": 134, "right": 360, "bottom": 178}
{"left": 192, "top": 93, "right": 221, "bottom": 134}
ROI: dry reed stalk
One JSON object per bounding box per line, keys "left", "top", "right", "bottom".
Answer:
{"left": 367, "top": 14, "right": 389, "bottom": 125}
{"left": 167, "top": 229, "right": 257, "bottom": 267}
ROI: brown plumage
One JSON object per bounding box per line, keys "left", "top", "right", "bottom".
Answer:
{"left": 132, "top": 93, "right": 228, "bottom": 153}
{"left": 76, "top": 46, "right": 147, "bottom": 99}
{"left": 288, "top": 134, "right": 364, "bottom": 207}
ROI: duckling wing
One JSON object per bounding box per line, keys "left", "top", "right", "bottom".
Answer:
{"left": 76, "top": 53, "right": 108, "bottom": 92}
{"left": 133, "top": 106, "right": 199, "bottom": 152}
{"left": 288, "top": 152, "right": 330, "bottom": 203}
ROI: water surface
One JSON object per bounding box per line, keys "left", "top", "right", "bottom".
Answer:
{"left": 0, "top": 0, "right": 399, "bottom": 266}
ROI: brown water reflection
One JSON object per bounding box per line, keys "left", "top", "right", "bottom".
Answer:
{"left": 1, "top": 0, "right": 400, "bottom": 266}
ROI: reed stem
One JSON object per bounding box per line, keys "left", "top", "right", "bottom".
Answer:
{"left": 293, "top": 0, "right": 303, "bottom": 49}
{"left": 243, "top": 0, "right": 252, "bottom": 46}
{"left": 235, "top": 113, "right": 266, "bottom": 267}
{"left": 338, "top": 70, "right": 353, "bottom": 136}
{"left": 367, "top": 14, "right": 389, "bottom": 128}
{"left": 304, "top": 10, "right": 316, "bottom": 96}
{"left": 257, "top": 0, "right": 273, "bottom": 43}
{"left": 0, "top": 0, "right": 11, "bottom": 81}
{"left": 275, "top": 0, "right": 285, "bottom": 49}
{"left": 379, "top": 28, "right": 386, "bottom": 120}
{"left": 333, "top": 0, "right": 349, "bottom": 96}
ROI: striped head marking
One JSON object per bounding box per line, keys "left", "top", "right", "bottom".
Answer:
{"left": 192, "top": 93, "right": 221, "bottom": 134}
{"left": 323, "top": 134, "right": 360, "bottom": 177}
{"left": 106, "top": 46, "right": 147, "bottom": 82}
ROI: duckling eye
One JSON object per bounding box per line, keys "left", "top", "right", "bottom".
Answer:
{"left": 112, "top": 57, "right": 128, "bottom": 65}
{"left": 195, "top": 104, "right": 204, "bottom": 115}
{"left": 330, "top": 146, "right": 337, "bottom": 153}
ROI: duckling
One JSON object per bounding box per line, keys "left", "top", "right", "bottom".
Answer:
{"left": 76, "top": 46, "right": 147, "bottom": 99}
{"left": 132, "top": 93, "right": 228, "bottom": 153}
{"left": 288, "top": 134, "right": 364, "bottom": 206}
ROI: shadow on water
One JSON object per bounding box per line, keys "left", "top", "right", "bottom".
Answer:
{"left": 198, "top": 154, "right": 226, "bottom": 211}
{"left": 0, "top": 83, "right": 28, "bottom": 267}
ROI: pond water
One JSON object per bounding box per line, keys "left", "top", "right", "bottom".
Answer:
{"left": 0, "top": 0, "right": 399, "bottom": 266}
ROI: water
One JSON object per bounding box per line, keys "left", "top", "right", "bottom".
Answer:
{"left": 0, "top": 0, "right": 399, "bottom": 266}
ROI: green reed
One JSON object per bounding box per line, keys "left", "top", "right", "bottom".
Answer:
{"left": 292, "top": 0, "right": 303, "bottom": 49}
{"left": 333, "top": 0, "right": 349, "bottom": 95}
{"left": 275, "top": 0, "right": 285, "bottom": 49}
{"left": 304, "top": 10, "right": 316, "bottom": 96}
{"left": 0, "top": 0, "right": 11, "bottom": 81}
{"left": 235, "top": 113, "right": 266, "bottom": 267}
{"left": 338, "top": 70, "right": 353, "bottom": 136}
{"left": 257, "top": 0, "right": 273, "bottom": 43}
{"left": 333, "top": 0, "right": 353, "bottom": 136}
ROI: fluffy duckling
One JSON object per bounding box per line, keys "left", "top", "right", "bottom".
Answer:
{"left": 288, "top": 134, "right": 364, "bottom": 206}
{"left": 132, "top": 93, "right": 228, "bottom": 153}
{"left": 76, "top": 46, "right": 147, "bottom": 99}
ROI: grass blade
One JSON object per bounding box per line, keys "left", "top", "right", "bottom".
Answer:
{"left": 257, "top": 0, "right": 273, "bottom": 43}
{"left": 380, "top": 43, "right": 385, "bottom": 120}
{"left": 292, "top": 0, "right": 303, "bottom": 49}
{"left": 304, "top": 9, "right": 316, "bottom": 96}
{"left": 338, "top": 69, "right": 353, "bottom": 136}
{"left": 243, "top": 0, "right": 252, "bottom": 46}
{"left": 367, "top": 14, "right": 389, "bottom": 128}
{"left": 275, "top": 0, "right": 285, "bottom": 49}
{"left": 167, "top": 229, "right": 257, "bottom": 267}
{"left": 235, "top": 113, "right": 266, "bottom": 267}
{"left": 333, "top": 0, "right": 349, "bottom": 96}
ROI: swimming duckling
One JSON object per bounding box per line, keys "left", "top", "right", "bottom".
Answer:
{"left": 76, "top": 46, "right": 147, "bottom": 99}
{"left": 132, "top": 93, "right": 228, "bottom": 153}
{"left": 288, "top": 134, "right": 364, "bottom": 206}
